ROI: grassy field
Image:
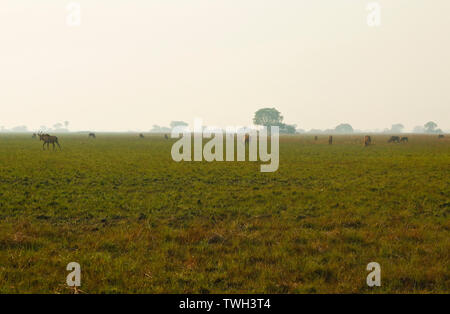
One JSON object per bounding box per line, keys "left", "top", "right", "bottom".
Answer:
{"left": 0, "top": 133, "right": 449, "bottom": 293}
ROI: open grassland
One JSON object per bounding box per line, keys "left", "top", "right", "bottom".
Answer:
{"left": 0, "top": 133, "right": 449, "bottom": 293}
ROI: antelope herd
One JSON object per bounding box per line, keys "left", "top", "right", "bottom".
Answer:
{"left": 387, "top": 136, "right": 409, "bottom": 143}
{"left": 30, "top": 132, "right": 446, "bottom": 151}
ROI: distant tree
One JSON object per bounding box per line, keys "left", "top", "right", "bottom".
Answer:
{"left": 11, "top": 125, "right": 28, "bottom": 132}
{"left": 52, "top": 122, "right": 69, "bottom": 132}
{"left": 253, "top": 108, "right": 283, "bottom": 127}
{"left": 308, "top": 129, "right": 323, "bottom": 134}
{"left": 424, "top": 121, "right": 438, "bottom": 133}
{"left": 280, "top": 124, "right": 297, "bottom": 134}
{"left": 150, "top": 125, "right": 171, "bottom": 133}
{"left": 150, "top": 125, "right": 161, "bottom": 132}
{"left": 252, "top": 107, "right": 298, "bottom": 135}
{"left": 170, "top": 121, "right": 188, "bottom": 129}
{"left": 334, "top": 123, "right": 354, "bottom": 134}
{"left": 64, "top": 121, "right": 70, "bottom": 129}
{"left": 413, "top": 125, "right": 425, "bottom": 133}
{"left": 391, "top": 123, "right": 404, "bottom": 133}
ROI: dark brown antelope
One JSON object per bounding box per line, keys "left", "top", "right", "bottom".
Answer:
{"left": 438, "top": 134, "right": 444, "bottom": 139}
{"left": 32, "top": 133, "right": 37, "bottom": 139}
{"left": 400, "top": 136, "right": 408, "bottom": 143}
{"left": 364, "top": 135, "right": 372, "bottom": 146}
{"left": 388, "top": 136, "right": 400, "bottom": 143}
{"left": 328, "top": 135, "right": 333, "bottom": 145}
{"left": 88, "top": 133, "right": 96, "bottom": 139}
{"left": 38, "top": 132, "right": 61, "bottom": 150}
{"left": 164, "top": 134, "right": 169, "bottom": 140}
{"left": 139, "top": 133, "right": 145, "bottom": 138}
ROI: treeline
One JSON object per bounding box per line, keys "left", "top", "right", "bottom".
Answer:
{"left": 295, "top": 121, "right": 444, "bottom": 134}
{"left": 0, "top": 108, "right": 446, "bottom": 134}
{"left": 0, "top": 121, "right": 70, "bottom": 133}
{"left": 253, "top": 108, "right": 446, "bottom": 134}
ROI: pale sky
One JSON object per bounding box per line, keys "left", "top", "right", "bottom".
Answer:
{"left": 0, "top": 0, "right": 449, "bottom": 132}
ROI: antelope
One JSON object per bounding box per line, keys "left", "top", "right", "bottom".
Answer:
{"left": 438, "top": 134, "right": 444, "bottom": 139}
{"left": 32, "top": 133, "right": 37, "bottom": 139}
{"left": 164, "top": 134, "right": 169, "bottom": 140}
{"left": 38, "top": 132, "right": 61, "bottom": 150}
{"left": 400, "top": 137, "right": 408, "bottom": 143}
{"left": 364, "top": 135, "right": 372, "bottom": 146}
{"left": 139, "top": 133, "right": 145, "bottom": 138}
{"left": 388, "top": 136, "right": 400, "bottom": 143}
{"left": 88, "top": 133, "right": 96, "bottom": 139}
{"left": 328, "top": 135, "right": 333, "bottom": 145}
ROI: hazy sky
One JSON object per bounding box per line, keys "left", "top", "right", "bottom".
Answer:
{"left": 1, "top": 0, "right": 449, "bottom": 131}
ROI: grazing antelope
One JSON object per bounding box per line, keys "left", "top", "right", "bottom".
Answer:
{"left": 88, "top": 133, "right": 96, "bottom": 139}
{"left": 328, "top": 135, "right": 333, "bottom": 145}
{"left": 388, "top": 136, "right": 400, "bottom": 143}
{"left": 400, "top": 136, "right": 408, "bottom": 143}
{"left": 139, "top": 133, "right": 145, "bottom": 138}
{"left": 438, "top": 134, "right": 444, "bottom": 139}
{"left": 364, "top": 135, "right": 372, "bottom": 146}
{"left": 38, "top": 132, "right": 61, "bottom": 150}
{"left": 314, "top": 136, "right": 318, "bottom": 141}
{"left": 164, "top": 134, "right": 169, "bottom": 140}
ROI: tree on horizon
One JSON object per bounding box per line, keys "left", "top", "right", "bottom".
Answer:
{"left": 335, "top": 123, "right": 354, "bottom": 134}
{"left": 253, "top": 108, "right": 284, "bottom": 127}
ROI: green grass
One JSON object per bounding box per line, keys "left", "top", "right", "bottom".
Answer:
{"left": 0, "top": 133, "right": 449, "bottom": 293}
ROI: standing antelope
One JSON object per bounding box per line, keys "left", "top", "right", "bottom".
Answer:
{"left": 364, "top": 135, "right": 372, "bottom": 146}
{"left": 38, "top": 132, "right": 61, "bottom": 150}
{"left": 139, "top": 133, "right": 145, "bottom": 138}
{"left": 89, "top": 133, "right": 96, "bottom": 139}
{"left": 244, "top": 134, "right": 250, "bottom": 144}
{"left": 328, "top": 135, "right": 333, "bottom": 145}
